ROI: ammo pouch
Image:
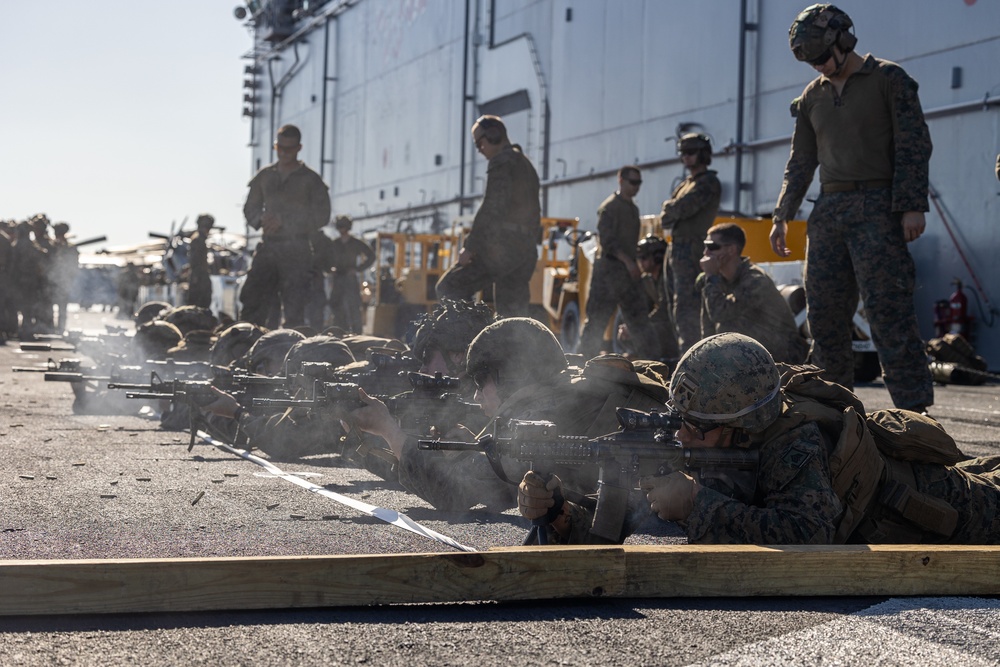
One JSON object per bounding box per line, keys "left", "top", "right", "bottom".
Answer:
{"left": 849, "top": 408, "right": 962, "bottom": 542}
{"left": 852, "top": 458, "right": 959, "bottom": 542}
{"left": 829, "top": 407, "right": 885, "bottom": 543}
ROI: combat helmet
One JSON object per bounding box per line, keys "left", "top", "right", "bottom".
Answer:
{"left": 669, "top": 333, "right": 782, "bottom": 433}
{"left": 134, "top": 301, "right": 171, "bottom": 326}
{"left": 789, "top": 4, "right": 856, "bottom": 63}
{"left": 159, "top": 305, "right": 219, "bottom": 336}
{"left": 466, "top": 317, "right": 567, "bottom": 397}
{"left": 636, "top": 234, "right": 667, "bottom": 262}
{"left": 334, "top": 215, "right": 353, "bottom": 231}
{"left": 284, "top": 335, "right": 355, "bottom": 375}
{"left": 133, "top": 320, "right": 183, "bottom": 361}
{"left": 411, "top": 299, "right": 496, "bottom": 374}
{"left": 210, "top": 322, "right": 265, "bottom": 368}
{"left": 244, "top": 329, "right": 306, "bottom": 376}
{"left": 677, "top": 133, "right": 713, "bottom": 165}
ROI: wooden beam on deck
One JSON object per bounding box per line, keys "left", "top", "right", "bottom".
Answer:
{"left": 2, "top": 545, "right": 999, "bottom": 616}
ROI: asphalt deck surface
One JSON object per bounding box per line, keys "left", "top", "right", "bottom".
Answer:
{"left": 2, "top": 308, "right": 999, "bottom": 666}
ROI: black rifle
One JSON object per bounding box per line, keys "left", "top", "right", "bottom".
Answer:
{"left": 39, "top": 360, "right": 214, "bottom": 385}
{"left": 384, "top": 371, "right": 483, "bottom": 436}
{"left": 13, "top": 358, "right": 89, "bottom": 374}
{"left": 108, "top": 375, "right": 220, "bottom": 451}
{"left": 419, "top": 407, "right": 759, "bottom": 543}
{"left": 250, "top": 381, "right": 367, "bottom": 413}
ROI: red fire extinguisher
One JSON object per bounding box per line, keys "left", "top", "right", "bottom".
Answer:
{"left": 948, "top": 278, "right": 971, "bottom": 337}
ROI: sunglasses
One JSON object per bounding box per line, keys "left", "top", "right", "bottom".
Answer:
{"left": 807, "top": 49, "right": 833, "bottom": 67}
{"left": 683, "top": 418, "right": 720, "bottom": 441}
{"left": 679, "top": 149, "right": 699, "bottom": 157}
{"left": 627, "top": 178, "right": 642, "bottom": 186}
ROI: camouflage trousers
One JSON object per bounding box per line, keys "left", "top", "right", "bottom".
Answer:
{"left": 666, "top": 239, "right": 703, "bottom": 353}
{"left": 911, "top": 455, "right": 1000, "bottom": 544}
{"left": 805, "top": 189, "right": 933, "bottom": 410}
{"left": 239, "top": 237, "right": 312, "bottom": 328}
{"left": 330, "top": 270, "right": 364, "bottom": 334}
{"left": 435, "top": 251, "right": 536, "bottom": 318}
{"left": 578, "top": 257, "right": 659, "bottom": 360}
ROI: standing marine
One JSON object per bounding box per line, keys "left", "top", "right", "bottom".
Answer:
{"left": 661, "top": 133, "right": 722, "bottom": 354}
{"left": 577, "top": 166, "right": 660, "bottom": 361}
{"left": 770, "top": 4, "right": 934, "bottom": 412}
{"left": 239, "top": 124, "right": 331, "bottom": 328}
{"left": 436, "top": 115, "right": 541, "bottom": 318}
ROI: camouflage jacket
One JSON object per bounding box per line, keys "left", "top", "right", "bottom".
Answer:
{"left": 774, "top": 54, "right": 932, "bottom": 222}
{"left": 682, "top": 418, "right": 843, "bottom": 544}
{"left": 463, "top": 145, "right": 540, "bottom": 271}
{"left": 243, "top": 161, "right": 331, "bottom": 236}
{"left": 697, "top": 257, "right": 808, "bottom": 364}
{"left": 596, "top": 192, "right": 640, "bottom": 262}
{"left": 660, "top": 170, "right": 721, "bottom": 240}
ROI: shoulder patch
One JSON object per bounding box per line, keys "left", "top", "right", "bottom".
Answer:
{"left": 782, "top": 443, "right": 813, "bottom": 469}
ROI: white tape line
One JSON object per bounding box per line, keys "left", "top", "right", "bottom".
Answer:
{"left": 195, "top": 431, "right": 476, "bottom": 553}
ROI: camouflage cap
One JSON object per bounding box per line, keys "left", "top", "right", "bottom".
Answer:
{"left": 411, "top": 299, "right": 496, "bottom": 372}
{"left": 466, "top": 317, "right": 567, "bottom": 394}
{"left": 669, "top": 333, "right": 782, "bottom": 433}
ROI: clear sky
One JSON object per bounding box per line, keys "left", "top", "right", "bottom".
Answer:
{"left": 1, "top": 1, "right": 254, "bottom": 249}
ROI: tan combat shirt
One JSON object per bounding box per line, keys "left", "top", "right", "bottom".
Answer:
{"left": 774, "top": 55, "right": 932, "bottom": 222}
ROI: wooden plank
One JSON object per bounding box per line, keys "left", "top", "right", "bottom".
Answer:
{"left": 623, "top": 544, "right": 1000, "bottom": 597}
{"left": 0, "top": 548, "right": 626, "bottom": 616}
{"left": 2, "top": 545, "right": 1000, "bottom": 615}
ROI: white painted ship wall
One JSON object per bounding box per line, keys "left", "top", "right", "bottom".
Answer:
{"left": 240, "top": 0, "right": 1000, "bottom": 364}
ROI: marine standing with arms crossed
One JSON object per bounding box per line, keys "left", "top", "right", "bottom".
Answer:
{"left": 436, "top": 115, "right": 540, "bottom": 318}
{"left": 661, "top": 134, "right": 722, "bottom": 354}
{"left": 239, "top": 124, "right": 331, "bottom": 328}
{"left": 771, "top": 4, "right": 934, "bottom": 413}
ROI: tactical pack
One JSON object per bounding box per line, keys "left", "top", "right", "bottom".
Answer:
{"left": 770, "top": 364, "right": 964, "bottom": 543}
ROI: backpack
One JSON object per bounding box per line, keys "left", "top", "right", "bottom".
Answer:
{"left": 768, "top": 364, "right": 962, "bottom": 542}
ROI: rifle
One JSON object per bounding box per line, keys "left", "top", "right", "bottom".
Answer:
{"left": 108, "top": 374, "right": 220, "bottom": 451}
{"left": 418, "top": 407, "right": 759, "bottom": 543}
{"left": 250, "top": 381, "right": 367, "bottom": 413}
{"left": 384, "top": 371, "right": 484, "bottom": 436}
{"left": 13, "top": 358, "right": 89, "bottom": 374}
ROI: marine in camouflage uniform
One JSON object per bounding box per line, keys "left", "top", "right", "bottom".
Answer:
{"left": 645, "top": 333, "right": 1000, "bottom": 545}
{"left": 11, "top": 221, "right": 48, "bottom": 337}
{"left": 240, "top": 124, "right": 331, "bottom": 328}
{"left": 50, "top": 222, "right": 80, "bottom": 333}
{"left": 186, "top": 214, "right": 214, "bottom": 309}
{"left": 632, "top": 235, "right": 680, "bottom": 363}
{"left": 351, "top": 301, "right": 501, "bottom": 511}
{"left": 771, "top": 4, "right": 933, "bottom": 411}
{"left": 450, "top": 319, "right": 671, "bottom": 542}
{"left": 436, "top": 115, "right": 540, "bottom": 318}
{"left": 578, "top": 167, "right": 660, "bottom": 360}
{"left": 697, "top": 223, "right": 808, "bottom": 364}
{"left": 661, "top": 134, "right": 722, "bottom": 354}
{"left": 325, "top": 215, "right": 376, "bottom": 334}
{"left": 0, "top": 221, "right": 17, "bottom": 341}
